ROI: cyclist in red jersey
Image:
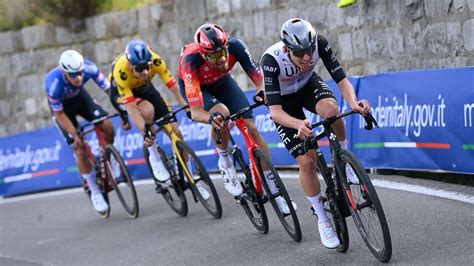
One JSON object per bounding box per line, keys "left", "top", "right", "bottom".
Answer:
{"left": 178, "top": 24, "right": 295, "bottom": 212}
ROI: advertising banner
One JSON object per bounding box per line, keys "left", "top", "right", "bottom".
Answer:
{"left": 1, "top": 67, "right": 473, "bottom": 196}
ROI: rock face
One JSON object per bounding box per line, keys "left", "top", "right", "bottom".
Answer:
{"left": 0, "top": 0, "right": 473, "bottom": 136}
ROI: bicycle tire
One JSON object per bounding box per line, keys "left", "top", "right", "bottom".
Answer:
{"left": 105, "top": 145, "right": 139, "bottom": 218}
{"left": 176, "top": 140, "right": 222, "bottom": 218}
{"left": 233, "top": 148, "right": 268, "bottom": 234}
{"left": 254, "top": 149, "right": 302, "bottom": 242}
{"left": 336, "top": 149, "right": 392, "bottom": 262}
{"left": 144, "top": 146, "right": 188, "bottom": 217}
{"left": 316, "top": 154, "right": 349, "bottom": 253}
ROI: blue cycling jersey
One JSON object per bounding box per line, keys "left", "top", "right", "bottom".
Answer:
{"left": 44, "top": 60, "right": 110, "bottom": 112}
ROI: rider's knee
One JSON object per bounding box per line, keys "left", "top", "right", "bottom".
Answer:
{"left": 298, "top": 155, "right": 316, "bottom": 171}
{"left": 319, "top": 102, "right": 339, "bottom": 118}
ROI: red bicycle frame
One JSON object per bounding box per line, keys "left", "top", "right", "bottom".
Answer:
{"left": 233, "top": 118, "right": 264, "bottom": 194}
{"left": 79, "top": 114, "right": 117, "bottom": 192}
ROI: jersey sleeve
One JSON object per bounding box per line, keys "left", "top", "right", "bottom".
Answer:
{"left": 229, "top": 39, "right": 263, "bottom": 87}
{"left": 84, "top": 60, "right": 110, "bottom": 92}
{"left": 181, "top": 55, "right": 203, "bottom": 108}
{"left": 150, "top": 49, "right": 177, "bottom": 89}
{"left": 260, "top": 54, "right": 282, "bottom": 106}
{"left": 317, "top": 35, "right": 346, "bottom": 83}
{"left": 44, "top": 72, "right": 63, "bottom": 112}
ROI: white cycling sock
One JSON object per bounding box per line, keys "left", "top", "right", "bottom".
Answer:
{"left": 148, "top": 143, "right": 162, "bottom": 163}
{"left": 217, "top": 147, "right": 233, "bottom": 168}
{"left": 83, "top": 170, "right": 100, "bottom": 195}
{"left": 307, "top": 193, "right": 329, "bottom": 222}
{"left": 339, "top": 139, "right": 348, "bottom": 149}
{"left": 265, "top": 170, "right": 278, "bottom": 194}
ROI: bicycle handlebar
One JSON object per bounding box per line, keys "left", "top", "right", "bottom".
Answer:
{"left": 144, "top": 105, "right": 190, "bottom": 139}
{"left": 215, "top": 97, "right": 265, "bottom": 145}
{"left": 79, "top": 113, "right": 119, "bottom": 134}
{"left": 302, "top": 110, "right": 379, "bottom": 155}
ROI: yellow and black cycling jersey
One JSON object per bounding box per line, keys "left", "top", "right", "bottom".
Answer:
{"left": 111, "top": 48, "right": 177, "bottom": 104}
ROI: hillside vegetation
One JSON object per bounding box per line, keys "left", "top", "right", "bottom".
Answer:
{"left": 0, "top": 0, "right": 157, "bottom": 31}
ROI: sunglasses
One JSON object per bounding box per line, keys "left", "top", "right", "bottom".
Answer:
{"left": 67, "top": 70, "right": 84, "bottom": 78}
{"left": 133, "top": 63, "right": 151, "bottom": 73}
{"left": 204, "top": 48, "right": 228, "bottom": 61}
{"left": 291, "top": 44, "right": 316, "bottom": 58}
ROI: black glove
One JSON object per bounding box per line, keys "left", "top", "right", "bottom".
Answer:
{"left": 186, "top": 111, "right": 192, "bottom": 119}
{"left": 253, "top": 90, "right": 265, "bottom": 103}
{"left": 208, "top": 111, "right": 222, "bottom": 125}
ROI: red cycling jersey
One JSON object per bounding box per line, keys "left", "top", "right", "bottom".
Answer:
{"left": 178, "top": 38, "right": 263, "bottom": 108}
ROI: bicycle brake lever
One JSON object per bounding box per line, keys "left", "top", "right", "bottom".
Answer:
{"left": 215, "top": 128, "right": 222, "bottom": 145}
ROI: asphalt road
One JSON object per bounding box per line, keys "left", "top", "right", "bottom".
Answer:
{"left": 1, "top": 172, "right": 473, "bottom": 265}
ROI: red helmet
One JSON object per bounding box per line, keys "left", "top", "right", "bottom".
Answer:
{"left": 194, "top": 24, "right": 229, "bottom": 53}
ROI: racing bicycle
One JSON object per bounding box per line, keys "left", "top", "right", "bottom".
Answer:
{"left": 78, "top": 114, "right": 139, "bottom": 219}
{"left": 216, "top": 97, "right": 301, "bottom": 242}
{"left": 302, "top": 109, "right": 392, "bottom": 262}
{"left": 144, "top": 106, "right": 222, "bottom": 218}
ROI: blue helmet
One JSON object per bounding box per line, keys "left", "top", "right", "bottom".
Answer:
{"left": 125, "top": 39, "right": 152, "bottom": 66}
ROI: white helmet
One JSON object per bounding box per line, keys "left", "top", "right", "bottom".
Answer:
{"left": 59, "top": 50, "right": 85, "bottom": 73}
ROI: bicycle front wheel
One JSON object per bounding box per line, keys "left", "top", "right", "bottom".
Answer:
{"left": 105, "top": 144, "right": 139, "bottom": 218}
{"left": 233, "top": 148, "right": 268, "bottom": 234}
{"left": 336, "top": 149, "right": 392, "bottom": 262}
{"left": 316, "top": 154, "right": 349, "bottom": 253}
{"left": 176, "top": 140, "right": 222, "bottom": 218}
{"left": 254, "top": 149, "right": 302, "bottom": 242}
{"left": 144, "top": 146, "right": 188, "bottom": 217}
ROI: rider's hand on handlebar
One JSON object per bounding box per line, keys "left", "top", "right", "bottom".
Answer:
{"left": 71, "top": 135, "right": 83, "bottom": 148}
{"left": 253, "top": 90, "right": 266, "bottom": 104}
{"left": 143, "top": 134, "right": 154, "bottom": 147}
{"left": 296, "top": 119, "right": 313, "bottom": 140}
{"left": 120, "top": 118, "right": 132, "bottom": 131}
{"left": 351, "top": 99, "right": 371, "bottom": 115}
{"left": 208, "top": 111, "right": 225, "bottom": 130}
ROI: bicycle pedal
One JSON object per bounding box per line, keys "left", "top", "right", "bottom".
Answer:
{"left": 261, "top": 195, "right": 269, "bottom": 204}
{"left": 155, "top": 185, "right": 168, "bottom": 194}
{"left": 234, "top": 196, "right": 242, "bottom": 205}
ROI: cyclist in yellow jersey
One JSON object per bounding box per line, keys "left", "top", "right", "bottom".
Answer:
{"left": 109, "top": 39, "right": 188, "bottom": 188}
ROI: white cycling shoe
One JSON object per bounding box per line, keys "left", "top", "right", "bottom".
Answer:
{"left": 196, "top": 183, "right": 211, "bottom": 200}
{"left": 275, "top": 196, "right": 297, "bottom": 215}
{"left": 318, "top": 220, "right": 340, "bottom": 249}
{"left": 218, "top": 160, "right": 243, "bottom": 196}
{"left": 91, "top": 193, "right": 109, "bottom": 212}
{"left": 345, "top": 163, "right": 359, "bottom": 184}
{"left": 150, "top": 157, "right": 170, "bottom": 182}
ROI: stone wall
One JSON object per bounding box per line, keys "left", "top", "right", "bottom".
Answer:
{"left": 0, "top": 0, "right": 473, "bottom": 136}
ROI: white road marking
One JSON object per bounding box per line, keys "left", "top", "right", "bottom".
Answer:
{"left": 1, "top": 173, "right": 472, "bottom": 205}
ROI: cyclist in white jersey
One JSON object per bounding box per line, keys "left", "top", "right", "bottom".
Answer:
{"left": 261, "top": 18, "right": 371, "bottom": 249}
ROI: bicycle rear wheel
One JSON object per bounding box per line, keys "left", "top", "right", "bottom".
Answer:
{"left": 316, "top": 154, "right": 349, "bottom": 253}
{"left": 233, "top": 148, "right": 268, "bottom": 234}
{"left": 105, "top": 145, "right": 139, "bottom": 218}
{"left": 144, "top": 146, "right": 188, "bottom": 217}
{"left": 254, "top": 149, "right": 301, "bottom": 242}
{"left": 176, "top": 140, "right": 222, "bottom": 218}
{"left": 336, "top": 149, "right": 392, "bottom": 262}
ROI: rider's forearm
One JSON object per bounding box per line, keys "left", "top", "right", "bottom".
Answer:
{"left": 338, "top": 78, "right": 357, "bottom": 106}
{"left": 190, "top": 106, "right": 210, "bottom": 124}
{"left": 55, "top": 111, "right": 78, "bottom": 138}
{"left": 269, "top": 106, "right": 303, "bottom": 130}
{"left": 170, "top": 86, "right": 188, "bottom": 108}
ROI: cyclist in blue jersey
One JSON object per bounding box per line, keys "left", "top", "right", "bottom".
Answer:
{"left": 45, "top": 50, "right": 114, "bottom": 213}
